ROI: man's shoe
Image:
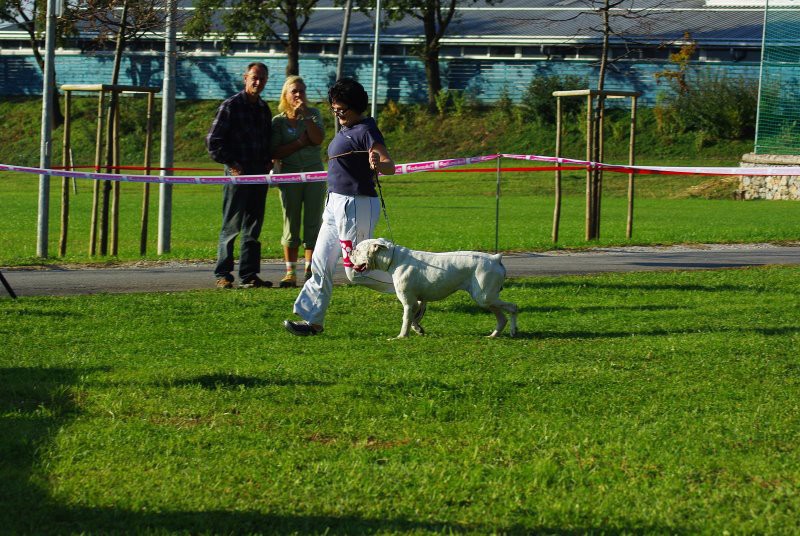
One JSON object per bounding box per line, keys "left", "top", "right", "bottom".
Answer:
{"left": 283, "top": 320, "right": 323, "bottom": 336}
{"left": 216, "top": 277, "right": 233, "bottom": 289}
{"left": 279, "top": 272, "right": 297, "bottom": 288}
{"left": 240, "top": 276, "right": 273, "bottom": 288}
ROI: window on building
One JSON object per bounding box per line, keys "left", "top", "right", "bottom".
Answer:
{"left": 462, "top": 46, "right": 489, "bottom": 57}
{"left": 440, "top": 46, "right": 462, "bottom": 57}
{"left": 300, "top": 43, "right": 324, "bottom": 54}
{"left": 489, "top": 46, "right": 516, "bottom": 57}
{"left": 381, "top": 44, "right": 405, "bottom": 56}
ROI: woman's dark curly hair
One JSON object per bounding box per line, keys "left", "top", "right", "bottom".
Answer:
{"left": 328, "top": 78, "right": 369, "bottom": 114}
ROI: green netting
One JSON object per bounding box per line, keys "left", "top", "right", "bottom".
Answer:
{"left": 755, "top": 2, "right": 800, "bottom": 155}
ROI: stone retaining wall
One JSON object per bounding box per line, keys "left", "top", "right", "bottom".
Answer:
{"left": 738, "top": 153, "right": 800, "bottom": 200}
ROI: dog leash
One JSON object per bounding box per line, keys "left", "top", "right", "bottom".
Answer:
{"left": 327, "top": 149, "right": 369, "bottom": 160}
{"left": 373, "top": 169, "right": 394, "bottom": 243}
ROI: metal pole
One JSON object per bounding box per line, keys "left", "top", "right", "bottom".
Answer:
{"left": 158, "top": 0, "right": 177, "bottom": 254}
{"left": 370, "top": 0, "right": 382, "bottom": 119}
{"left": 37, "top": 0, "right": 57, "bottom": 258}
{"left": 754, "top": 0, "right": 769, "bottom": 153}
{"left": 335, "top": 0, "right": 353, "bottom": 133}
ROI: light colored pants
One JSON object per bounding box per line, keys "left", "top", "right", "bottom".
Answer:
{"left": 293, "top": 192, "right": 394, "bottom": 326}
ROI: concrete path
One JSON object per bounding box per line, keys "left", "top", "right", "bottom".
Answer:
{"left": 2, "top": 243, "right": 800, "bottom": 298}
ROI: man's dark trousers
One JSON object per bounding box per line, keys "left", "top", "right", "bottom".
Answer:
{"left": 214, "top": 183, "right": 268, "bottom": 282}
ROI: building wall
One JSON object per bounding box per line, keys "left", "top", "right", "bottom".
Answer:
{"left": 0, "top": 51, "right": 759, "bottom": 105}
{"left": 738, "top": 153, "right": 800, "bottom": 200}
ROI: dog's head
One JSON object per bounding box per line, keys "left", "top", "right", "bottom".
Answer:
{"left": 351, "top": 238, "right": 393, "bottom": 272}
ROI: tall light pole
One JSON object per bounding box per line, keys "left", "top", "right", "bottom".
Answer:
{"left": 335, "top": 0, "right": 353, "bottom": 133}
{"left": 37, "top": 0, "right": 58, "bottom": 258}
{"left": 158, "top": 0, "right": 177, "bottom": 254}
{"left": 370, "top": 0, "right": 382, "bottom": 119}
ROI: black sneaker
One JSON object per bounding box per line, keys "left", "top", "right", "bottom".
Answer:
{"left": 283, "top": 320, "right": 323, "bottom": 336}
{"left": 240, "top": 276, "right": 273, "bottom": 288}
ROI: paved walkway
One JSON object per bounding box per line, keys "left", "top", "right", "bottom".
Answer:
{"left": 2, "top": 243, "right": 800, "bottom": 298}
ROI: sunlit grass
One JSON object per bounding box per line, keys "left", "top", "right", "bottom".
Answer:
{"left": 2, "top": 163, "right": 798, "bottom": 266}
{"left": 2, "top": 266, "right": 799, "bottom": 533}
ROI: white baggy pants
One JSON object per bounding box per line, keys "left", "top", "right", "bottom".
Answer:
{"left": 293, "top": 192, "right": 394, "bottom": 326}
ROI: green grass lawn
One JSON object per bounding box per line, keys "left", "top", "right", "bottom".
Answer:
{"left": 2, "top": 266, "right": 799, "bottom": 533}
{"left": 2, "top": 163, "right": 798, "bottom": 266}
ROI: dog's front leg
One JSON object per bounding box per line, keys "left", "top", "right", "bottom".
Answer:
{"left": 394, "top": 294, "right": 414, "bottom": 339}
{"left": 488, "top": 306, "right": 508, "bottom": 338}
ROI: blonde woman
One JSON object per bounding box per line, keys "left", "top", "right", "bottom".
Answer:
{"left": 271, "top": 75, "right": 326, "bottom": 287}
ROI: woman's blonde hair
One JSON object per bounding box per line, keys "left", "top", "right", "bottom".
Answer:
{"left": 278, "top": 75, "right": 306, "bottom": 115}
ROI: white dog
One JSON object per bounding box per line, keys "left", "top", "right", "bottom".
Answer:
{"left": 350, "top": 238, "right": 518, "bottom": 338}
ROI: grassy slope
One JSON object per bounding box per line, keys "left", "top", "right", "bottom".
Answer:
{"left": 0, "top": 97, "right": 778, "bottom": 266}
{"left": 0, "top": 96, "right": 753, "bottom": 171}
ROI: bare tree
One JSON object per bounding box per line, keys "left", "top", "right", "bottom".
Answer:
{"left": 73, "top": 0, "right": 169, "bottom": 85}
{"left": 69, "top": 0, "right": 169, "bottom": 255}
{"left": 511, "top": 0, "right": 678, "bottom": 239}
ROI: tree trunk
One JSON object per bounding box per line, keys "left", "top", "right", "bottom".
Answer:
{"left": 27, "top": 25, "right": 64, "bottom": 127}
{"left": 590, "top": 0, "right": 611, "bottom": 240}
{"left": 285, "top": 3, "right": 300, "bottom": 76}
{"left": 285, "top": 33, "right": 300, "bottom": 76}
{"left": 422, "top": 10, "right": 442, "bottom": 114}
{"left": 100, "top": 0, "right": 130, "bottom": 256}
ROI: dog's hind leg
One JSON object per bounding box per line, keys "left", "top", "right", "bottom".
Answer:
{"left": 411, "top": 300, "right": 426, "bottom": 335}
{"left": 504, "top": 301, "right": 518, "bottom": 337}
{"left": 508, "top": 303, "right": 518, "bottom": 337}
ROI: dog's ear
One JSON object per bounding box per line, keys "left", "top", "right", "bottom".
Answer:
{"left": 368, "top": 241, "right": 386, "bottom": 257}
{"left": 375, "top": 238, "right": 392, "bottom": 249}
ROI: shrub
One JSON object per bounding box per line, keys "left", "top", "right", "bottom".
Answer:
{"left": 433, "top": 89, "right": 450, "bottom": 116}
{"left": 654, "top": 73, "right": 758, "bottom": 141}
{"left": 378, "top": 99, "right": 404, "bottom": 131}
{"left": 520, "top": 74, "right": 587, "bottom": 123}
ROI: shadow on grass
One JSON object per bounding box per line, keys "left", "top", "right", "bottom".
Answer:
{"left": 0, "top": 307, "right": 81, "bottom": 319}
{"left": 0, "top": 366, "right": 686, "bottom": 534}
{"left": 2, "top": 505, "right": 689, "bottom": 535}
{"left": 162, "top": 373, "right": 336, "bottom": 389}
{"left": 442, "top": 303, "right": 686, "bottom": 315}
{"left": 504, "top": 280, "right": 744, "bottom": 292}
{"left": 511, "top": 324, "right": 800, "bottom": 341}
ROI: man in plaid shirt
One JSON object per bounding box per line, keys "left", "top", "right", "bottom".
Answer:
{"left": 206, "top": 62, "right": 274, "bottom": 289}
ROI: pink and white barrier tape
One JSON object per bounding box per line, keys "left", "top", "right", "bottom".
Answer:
{"left": 3, "top": 153, "right": 800, "bottom": 183}
{"left": 500, "top": 154, "right": 800, "bottom": 176}
{"left": 0, "top": 154, "right": 500, "bottom": 185}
